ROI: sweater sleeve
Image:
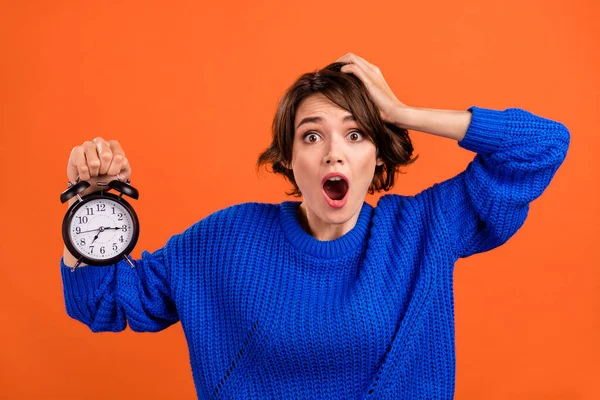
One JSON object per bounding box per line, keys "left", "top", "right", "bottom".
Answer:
{"left": 60, "top": 236, "right": 179, "bottom": 333}
{"left": 434, "top": 105, "right": 570, "bottom": 259}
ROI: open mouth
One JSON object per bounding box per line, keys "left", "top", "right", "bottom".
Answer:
{"left": 323, "top": 177, "right": 349, "bottom": 200}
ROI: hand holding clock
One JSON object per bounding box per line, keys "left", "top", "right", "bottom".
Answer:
{"left": 62, "top": 137, "right": 140, "bottom": 269}
{"left": 67, "top": 137, "right": 132, "bottom": 200}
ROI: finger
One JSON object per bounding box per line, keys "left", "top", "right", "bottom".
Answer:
{"left": 121, "top": 156, "right": 132, "bottom": 180}
{"left": 338, "top": 57, "right": 377, "bottom": 83}
{"left": 106, "top": 140, "right": 125, "bottom": 176}
{"left": 340, "top": 63, "right": 373, "bottom": 86}
{"left": 94, "top": 137, "right": 113, "bottom": 176}
{"left": 68, "top": 146, "right": 90, "bottom": 181}
{"left": 337, "top": 53, "right": 378, "bottom": 74}
{"left": 353, "top": 54, "right": 380, "bottom": 74}
{"left": 335, "top": 52, "right": 359, "bottom": 63}
{"left": 335, "top": 52, "right": 351, "bottom": 62}
{"left": 83, "top": 141, "right": 101, "bottom": 178}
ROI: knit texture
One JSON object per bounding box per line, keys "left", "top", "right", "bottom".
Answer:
{"left": 60, "top": 106, "right": 570, "bottom": 399}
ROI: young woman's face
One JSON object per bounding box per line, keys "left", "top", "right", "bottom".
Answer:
{"left": 288, "top": 93, "right": 383, "bottom": 225}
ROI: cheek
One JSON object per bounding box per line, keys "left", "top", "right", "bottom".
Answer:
{"left": 293, "top": 147, "right": 320, "bottom": 167}
{"left": 356, "top": 154, "right": 378, "bottom": 184}
{"left": 291, "top": 155, "right": 321, "bottom": 191}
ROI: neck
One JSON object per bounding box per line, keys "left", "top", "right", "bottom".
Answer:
{"left": 297, "top": 202, "right": 361, "bottom": 241}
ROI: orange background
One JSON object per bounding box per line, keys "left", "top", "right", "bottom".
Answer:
{"left": 1, "top": 1, "right": 598, "bottom": 399}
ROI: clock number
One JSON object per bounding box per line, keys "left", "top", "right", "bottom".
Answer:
{"left": 89, "top": 246, "right": 94, "bottom": 253}
{"left": 80, "top": 238, "right": 86, "bottom": 245}
{"left": 96, "top": 203, "right": 106, "bottom": 212}
{"left": 118, "top": 213, "right": 123, "bottom": 221}
{"left": 76, "top": 216, "right": 88, "bottom": 224}
{"left": 112, "top": 206, "right": 116, "bottom": 214}
{"left": 112, "top": 243, "right": 118, "bottom": 251}
{"left": 86, "top": 207, "right": 94, "bottom": 216}
{"left": 100, "top": 246, "right": 105, "bottom": 254}
{"left": 121, "top": 225, "right": 128, "bottom": 232}
{"left": 119, "top": 235, "right": 124, "bottom": 243}
{"left": 75, "top": 227, "right": 81, "bottom": 234}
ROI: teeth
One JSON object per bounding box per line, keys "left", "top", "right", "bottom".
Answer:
{"left": 327, "top": 177, "right": 343, "bottom": 181}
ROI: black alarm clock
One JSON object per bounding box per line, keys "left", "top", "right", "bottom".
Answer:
{"left": 60, "top": 176, "right": 140, "bottom": 272}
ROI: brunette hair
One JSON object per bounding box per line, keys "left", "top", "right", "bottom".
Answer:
{"left": 256, "top": 61, "right": 418, "bottom": 197}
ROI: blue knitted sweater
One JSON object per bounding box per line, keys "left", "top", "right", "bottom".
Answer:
{"left": 60, "top": 106, "right": 570, "bottom": 399}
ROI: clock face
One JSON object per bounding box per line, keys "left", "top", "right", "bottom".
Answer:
{"left": 68, "top": 197, "right": 136, "bottom": 261}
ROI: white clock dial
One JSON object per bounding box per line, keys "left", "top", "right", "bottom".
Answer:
{"left": 69, "top": 198, "right": 134, "bottom": 260}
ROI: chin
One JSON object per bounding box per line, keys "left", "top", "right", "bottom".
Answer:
{"left": 322, "top": 197, "right": 357, "bottom": 220}
{"left": 322, "top": 212, "right": 350, "bottom": 225}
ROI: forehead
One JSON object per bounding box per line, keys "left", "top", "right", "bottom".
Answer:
{"left": 294, "top": 94, "right": 353, "bottom": 127}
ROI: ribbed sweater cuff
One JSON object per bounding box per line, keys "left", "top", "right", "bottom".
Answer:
{"left": 458, "top": 106, "right": 509, "bottom": 155}
{"left": 60, "top": 256, "right": 112, "bottom": 299}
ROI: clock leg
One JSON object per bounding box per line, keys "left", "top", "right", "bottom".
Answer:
{"left": 123, "top": 255, "right": 135, "bottom": 268}
{"left": 70, "top": 257, "right": 83, "bottom": 273}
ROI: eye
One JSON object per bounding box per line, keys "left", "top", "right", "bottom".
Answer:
{"left": 347, "top": 130, "right": 364, "bottom": 141}
{"left": 302, "top": 132, "right": 322, "bottom": 143}
{"left": 302, "top": 130, "right": 365, "bottom": 143}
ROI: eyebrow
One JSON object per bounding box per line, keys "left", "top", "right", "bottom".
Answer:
{"left": 296, "top": 114, "right": 356, "bottom": 130}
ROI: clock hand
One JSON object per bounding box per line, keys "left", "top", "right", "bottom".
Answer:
{"left": 77, "top": 226, "right": 113, "bottom": 234}
{"left": 90, "top": 226, "right": 112, "bottom": 244}
{"left": 78, "top": 228, "right": 100, "bottom": 234}
{"left": 91, "top": 232, "right": 100, "bottom": 244}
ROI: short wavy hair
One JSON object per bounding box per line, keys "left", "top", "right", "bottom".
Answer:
{"left": 256, "top": 61, "right": 418, "bottom": 197}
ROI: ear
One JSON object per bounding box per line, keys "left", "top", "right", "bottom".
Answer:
{"left": 376, "top": 149, "right": 384, "bottom": 166}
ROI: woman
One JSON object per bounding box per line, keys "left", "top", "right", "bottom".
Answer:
{"left": 60, "top": 53, "right": 570, "bottom": 399}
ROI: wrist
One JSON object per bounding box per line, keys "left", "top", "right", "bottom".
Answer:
{"left": 389, "top": 104, "right": 416, "bottom": 130}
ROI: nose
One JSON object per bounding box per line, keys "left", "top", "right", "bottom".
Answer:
{"left": 325, "top": 156, "right": 343, "bottom": 164}
{"left": 324, "top": 153, "right": 344, "bottom": 165}
{"left": 323, "top": 137, "right": 345, "bottom": 165}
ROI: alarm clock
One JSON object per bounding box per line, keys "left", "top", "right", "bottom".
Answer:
{"left": 60, "top": 176, "right": 140, "bottom": 272}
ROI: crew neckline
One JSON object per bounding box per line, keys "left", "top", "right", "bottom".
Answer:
{"left": 279, "top": 200, "right": 374, "bottom": 259}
